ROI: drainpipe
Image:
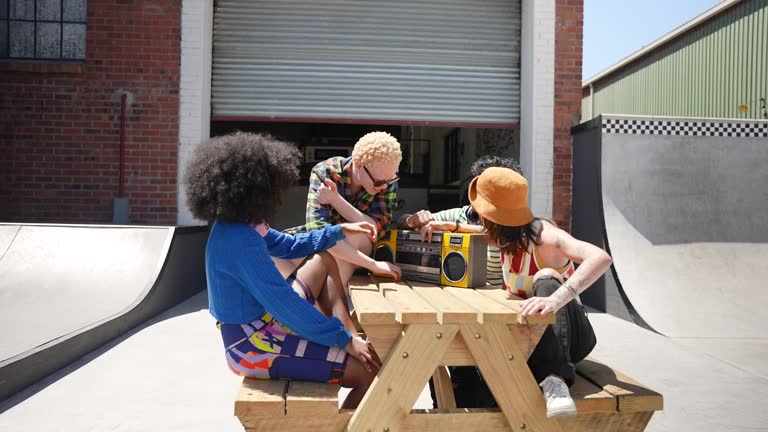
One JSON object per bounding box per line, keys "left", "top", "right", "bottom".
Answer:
{"left": 589, "top": 83, "right": 595, "bottom": 119}
{"left": 119, "top": 93, "right": 127, "bottom": 197}
{"left": 112, "top": 90, "right": 132, "bottom": 224}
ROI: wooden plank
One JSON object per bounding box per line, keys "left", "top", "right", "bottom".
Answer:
{"left": 507, "top": 324, "right": 548, "bottom": 359}
{"left": 286, "top": 381, "right": 340, "bottom": 417}
{"left": 235, "top": 378, "right": 287, "bottom": 420}
{"left": 404, "top": 409, "right": 511, "bottom": 431}
{"left": 378, "top": 279, "right": 439, "bottom": 324}
{"left": 460, "top": 323, "right": 562, "bottom": 432}
{"left": 362, "top": 324, "right": 404, "bottom": 362}
{"left": 440, "top": 324, "right": 545, "bottom": 366}
{"left": 244, "top": 411, "right": 635, "bottom": 432}
{"left": 618, "top": 412, "right": 655, "bottom": 432}
{"left": 349, "top": 276, "right": 397, "bottom": 325}
{"left": 432, "top": 366, "right": 457, "bottom": 409}
{"left": 440, "top": 333, "right": 476, "bottom": 366}
{"left": 347, "top": 324, "right": 460, "bottom": 432}
{"left": 243, "top": 413, "right": 349, "bottom": 432}
{"left": 577, "top": 358, "right": 664, "bottom": 413}
{"left": 408, "top": 281, "right": 479, "bottom": 324}
{"left": 406, "top": 410, "right": 628, "bottom": 432}
{"left": 570, "top": 374, "right": 618, "bottom": 413}
{"left": 476, "top": 286, "right": 555, "bottom": 325}
{"left": 557, "top": 412, "right": 620, "bottom": 432}
{"left": 443, "top": 287, "right": 520, "bottom": 324}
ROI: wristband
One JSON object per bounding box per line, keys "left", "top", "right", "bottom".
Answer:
{"left": 452, "top": 221, "right": 459, "bottom": 232}
{"left": 563, "top": 281, "right": 579, "bottom": 300}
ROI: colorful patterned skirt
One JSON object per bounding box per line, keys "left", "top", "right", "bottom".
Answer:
{"left": 218, "top": 311, "right": 348, "bottom": 384}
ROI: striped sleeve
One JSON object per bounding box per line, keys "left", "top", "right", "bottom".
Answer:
{"left": 432, "top": 206, "right": 469, "bottom": 224}
{"left": 486, "top": 246, "right": 504, "bottom": 287}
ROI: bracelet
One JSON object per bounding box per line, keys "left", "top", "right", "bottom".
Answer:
{"left": 563, "top": 281, "right": 579, "bottom": 300}
{"left": 452, "top": 221, "right": 459, "bottom": 232}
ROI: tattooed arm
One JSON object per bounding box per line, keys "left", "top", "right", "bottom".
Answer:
{"left": 520, "top": 220, "right": 612, "bottom": 316}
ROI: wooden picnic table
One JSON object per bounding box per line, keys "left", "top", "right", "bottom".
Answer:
{"left": 348, "top": 274, "right": 562, "bottom": 432}
{"left": 234, "top": 275, "right": 663, "bottom": 432}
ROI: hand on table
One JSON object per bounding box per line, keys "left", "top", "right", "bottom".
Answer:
{"left": 520, "top": 295, "right": 562, "bottom": 316}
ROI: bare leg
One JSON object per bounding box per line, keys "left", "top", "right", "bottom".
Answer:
{"left": 340, "top": 356, "right": 376, "bottom": 409}
{"left": 272, "top": 256, "right": 304, "bottom": 279}
{"left": 329, "top": 235, "right": 373, "bottom": 301}
{"left": 296, "top": 254, "right": 358, "bottom": 336}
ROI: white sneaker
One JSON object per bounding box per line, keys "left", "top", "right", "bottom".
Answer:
{"left": 539, "top": 375, "right": 577, "bottom": 418}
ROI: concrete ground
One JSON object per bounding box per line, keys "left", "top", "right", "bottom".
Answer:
{"left": 2, "top": 291, "right": 766, "bottom": 431}
{"left": 588, "top": 311, "right": 768, "bottom": 432}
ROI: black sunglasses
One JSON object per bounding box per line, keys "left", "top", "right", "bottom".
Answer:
{"left": 363, "top": 165, "right": 399, "bottom": 187}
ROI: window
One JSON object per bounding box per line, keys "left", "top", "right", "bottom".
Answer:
{"left": 0, "top": 0, "right": 86, "bottom": 60}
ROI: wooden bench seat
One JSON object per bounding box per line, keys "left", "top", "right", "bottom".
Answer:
{"left": 236, "top": 378, "right": 347, "bottom": 430}
{"left": 234, "top": 356, "right": 662, "bottom": 432}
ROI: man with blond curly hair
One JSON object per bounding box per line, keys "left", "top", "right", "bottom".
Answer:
{"left": 281, "top": 131, "right": 403, "bottom": 294}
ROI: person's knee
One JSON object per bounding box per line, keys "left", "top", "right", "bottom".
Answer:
{"left": 296, "top": 255, "right": 328, "bottom": 294}
{"left": 345, "top": 234, "right": 373, "bottom": 255}
{"left": 532, "top": 270, "right": 563, "bottom": 297}
{"left": 532, "top": 268, "right": 564, "bottom": 285}
{"left": 272, "top": 257, "right": 303, "bottom": 279}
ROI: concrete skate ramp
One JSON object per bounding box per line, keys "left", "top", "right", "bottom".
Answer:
{"left": 599, "top": 130, "right": 768, "bottom": 338}
{"left": 0, "top": 224, "right": 208, "bottom": 400}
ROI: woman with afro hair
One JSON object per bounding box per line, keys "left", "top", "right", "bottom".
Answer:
{"left": 185, "top": 132, "right": 380, "bottom": 408}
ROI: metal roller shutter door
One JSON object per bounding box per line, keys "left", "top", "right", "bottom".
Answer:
{"left": 212, "top": 0, "right": 521, "bottom": 125}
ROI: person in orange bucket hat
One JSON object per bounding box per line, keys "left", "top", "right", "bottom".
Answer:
{"left": 469, "top": 167, "right": 613, "bottom": 419}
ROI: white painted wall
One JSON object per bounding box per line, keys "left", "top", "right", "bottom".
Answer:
{"left": 520, "top": 0, "right": 556, "bottom": 218}
{"left": 177, "top": 0, "right": 213, "bottom": 226}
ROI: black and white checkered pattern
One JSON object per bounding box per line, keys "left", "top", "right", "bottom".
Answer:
{"left": 602, "top": 118, "right": 768, "bottom": 137}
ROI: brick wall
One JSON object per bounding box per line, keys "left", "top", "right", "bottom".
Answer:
{"left": 553, "top": 0, "right": 584, "bottom": 230}
{"left": 0, "top": 1, "right": 181, "bottom": 225}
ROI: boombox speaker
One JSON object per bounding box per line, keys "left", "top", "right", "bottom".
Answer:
{"left": 373, "top": 229, "right": 487, "bottom": 288}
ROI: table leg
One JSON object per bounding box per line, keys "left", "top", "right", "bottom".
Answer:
{"left": 432, "top": 366, "right": 457, "bottom": 409}
{"left": 347, "top": 324, "right": 459, "bottom": 432}
{"left": 460, "top": 323, "right": 563, "bottom": 432}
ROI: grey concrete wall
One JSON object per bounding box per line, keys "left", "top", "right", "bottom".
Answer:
{"left": 602, "top": 133, "right": 768, "bottom": 244}
{"left": 572, "top": 114, "right": 768, "bottom": 337}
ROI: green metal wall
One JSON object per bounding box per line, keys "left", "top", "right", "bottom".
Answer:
{"left": 583, "top": 0, "right": 768, "bottom": 121}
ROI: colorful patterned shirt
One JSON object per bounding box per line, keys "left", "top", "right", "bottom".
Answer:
{"left": 500, "top": 221, "right": 575, "bottom": 299}
{"left": 432, "top": 205, "right": 504, "bottom": 287}
{"left": 285, "top": 156, "right": 398, "bottom": 239}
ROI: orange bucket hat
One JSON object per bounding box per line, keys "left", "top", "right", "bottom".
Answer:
{"left": 468, "top": 167, "right": 534, "bottom": 227}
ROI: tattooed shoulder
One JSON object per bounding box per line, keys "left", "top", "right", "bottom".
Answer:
{"left": 555, "top": 235, "right": 563, "bottom": 249}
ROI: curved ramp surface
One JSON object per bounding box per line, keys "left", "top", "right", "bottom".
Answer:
{"left": 0, "top": 224, "right": 208, "bottom": 400}
{"left": 599, "top": 131, "right": 768, "bottom": 338}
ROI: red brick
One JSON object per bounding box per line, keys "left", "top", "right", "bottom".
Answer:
{"left": 553, "top": 0, "right": 584, "bottom": 232}
{"left": 0, "top": 0, "right": 180, "bottom": 225}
